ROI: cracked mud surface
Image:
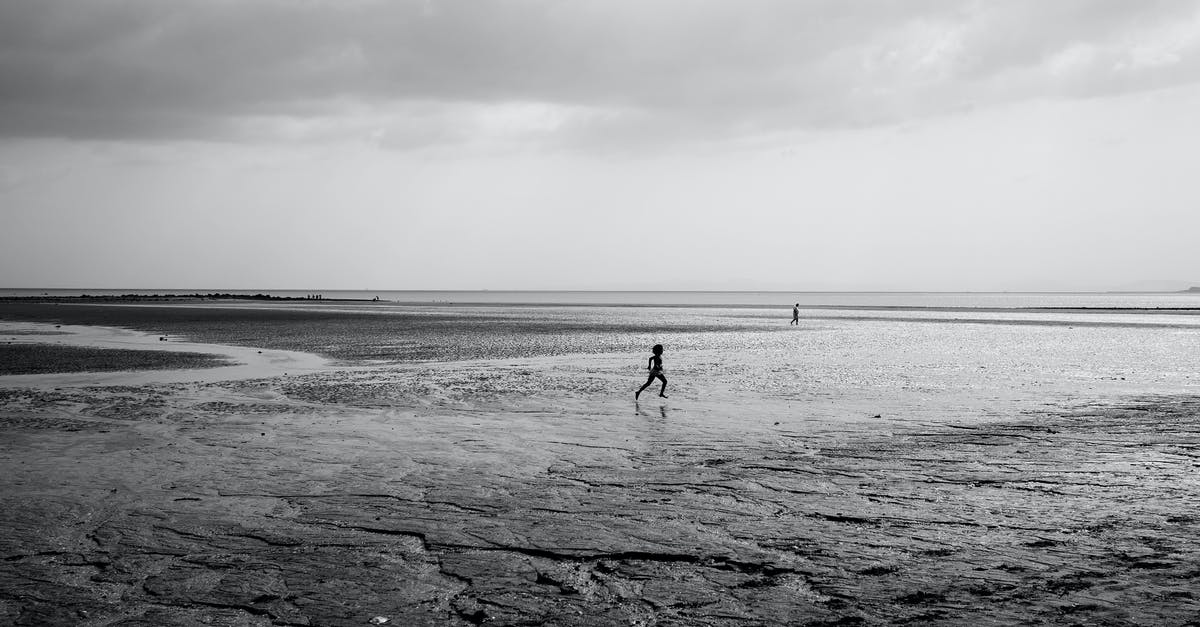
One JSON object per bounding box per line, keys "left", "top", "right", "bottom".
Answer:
{"left": 3, "top": 371, "right": 1200, "bottom": 626}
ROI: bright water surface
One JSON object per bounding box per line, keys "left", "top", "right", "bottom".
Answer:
{"left": 3, "top": 293, "right": 1199, "bottom": 431}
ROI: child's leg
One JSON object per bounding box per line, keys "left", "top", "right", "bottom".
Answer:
{"left": 636, "top": 375, "right": 655, "bottom": 399}
{"left": 657, "top": 375, "right": 668, "bottom": 397}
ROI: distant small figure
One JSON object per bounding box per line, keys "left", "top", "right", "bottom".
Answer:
{"left": 791, "top": 303, "right": 799, "bottom": 325}
{"left": 636, "top": 344, "right": 668, "bottom": 400}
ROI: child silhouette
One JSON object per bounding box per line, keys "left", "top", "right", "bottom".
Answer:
{"left": 636, "top": 344, "right": 668, "bottom": 400}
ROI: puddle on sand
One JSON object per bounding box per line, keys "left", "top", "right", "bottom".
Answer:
{"left": 0, "top": 321, "right": 336, "bottom": 388}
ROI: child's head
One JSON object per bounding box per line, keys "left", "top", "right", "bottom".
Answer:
{"left": 652, "top": 344, "right": 664, "bottom": 355}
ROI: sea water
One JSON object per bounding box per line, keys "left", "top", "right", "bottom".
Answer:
{"left": 3, "top": 293, "right": 1198, "bottom": 432}
{"left": 166, "top": 297, "right": 1200, "bottom": 430}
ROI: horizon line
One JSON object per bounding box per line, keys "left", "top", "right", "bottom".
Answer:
{"left": 3, "top": 287, "right": 1198, "bottom": 295}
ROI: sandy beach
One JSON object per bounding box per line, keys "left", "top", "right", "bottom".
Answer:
{"left": 3, "top": 300, "right": 1200, "bottom": 625}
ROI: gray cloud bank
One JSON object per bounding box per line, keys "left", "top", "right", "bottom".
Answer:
{"left": 2, "top": 0, "right": 1198, "bottom": 148}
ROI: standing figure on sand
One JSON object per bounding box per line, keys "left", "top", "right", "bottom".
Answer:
{"left": 791, "top": 303, "right": 800, "bottom": 325}
{"left": 636, "top": 344, "right": 668, "bottom": 400}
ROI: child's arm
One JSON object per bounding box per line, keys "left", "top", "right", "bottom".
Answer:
{"left": 647, "top": 356, "right": 654, "bottom": 370}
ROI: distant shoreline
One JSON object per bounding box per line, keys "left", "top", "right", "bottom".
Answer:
{"left": 2, "top": 294, "right": 1200, "bottom": 313}
{"left": 5, "top": 289, "right": 1200, "bottom": 311}
{"left": 0, "top": 293, "right": 374, "bottom": 303}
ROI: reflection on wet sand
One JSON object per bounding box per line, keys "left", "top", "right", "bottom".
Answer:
{"left": 635, "top": 401, "right": 669, "bottom": 419}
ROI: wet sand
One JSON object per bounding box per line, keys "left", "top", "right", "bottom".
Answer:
{"left": 0, "top": 322, "right": 334, "bottom": 388}
{"left": 0, "top": 344, "right": 232, "bottom": 375}
{"left": 3, "top": 364, "right": 1200, "bottom": 625}
{"left": 2, "top": 304, "right": 1200, "bottom": 625}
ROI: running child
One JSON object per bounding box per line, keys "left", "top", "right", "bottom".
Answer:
{"left": 636, "top": 344, "right": 668, "bottom": 399}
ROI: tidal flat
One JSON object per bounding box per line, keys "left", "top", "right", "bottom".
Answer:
{"left": 2, "top": 299, "right": 1199, "bottom": 625}
{"left": 0, "top": 344, "right": 232, "bottom": 375}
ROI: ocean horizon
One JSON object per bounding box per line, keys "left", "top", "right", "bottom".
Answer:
{"left": 5, "top": 288, "right": 1200, "bottom": 309}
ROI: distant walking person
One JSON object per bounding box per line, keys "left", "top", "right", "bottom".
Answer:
{"left": 636, "top": 344, "right": 668, "bottom": 400}
{"left": 791, "top": 303, "right": 800, "bottom": 325}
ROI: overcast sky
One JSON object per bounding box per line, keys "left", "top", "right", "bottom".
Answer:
{"left": 2, "top": 0, "right": 1199, "bottom": 291}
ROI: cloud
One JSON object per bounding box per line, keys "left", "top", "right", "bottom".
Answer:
{"left": 1, "top": 0, "right": 1198, "bottom": 149}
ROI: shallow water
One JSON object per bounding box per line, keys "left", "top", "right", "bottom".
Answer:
{"left": 0, "top": 321, "right": 332, "bottom": 388}
{"left": 4, "top": 301, "right": 1199, "bottom": 428}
